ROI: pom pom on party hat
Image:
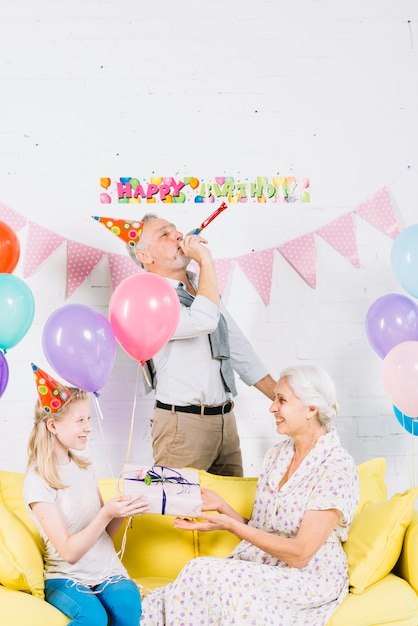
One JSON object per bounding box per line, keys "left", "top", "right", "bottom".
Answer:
{"left": 92, "top": 216, "right": 144, "bottom": 248}
{"left": 31, "top": 363, "right": 72, "bottom": 413}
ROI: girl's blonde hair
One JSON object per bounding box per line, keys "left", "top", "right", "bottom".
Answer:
{"left": 26, "top": 388, "right": 91, "bottom": 489}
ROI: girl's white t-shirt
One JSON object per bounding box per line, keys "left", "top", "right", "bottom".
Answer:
{"left": 24, "top": 461, "right": 128, "bottom": 585}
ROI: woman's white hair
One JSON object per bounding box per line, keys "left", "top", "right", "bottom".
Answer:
{"left": 280, "top": 364, "right": 339, "bottom": 426}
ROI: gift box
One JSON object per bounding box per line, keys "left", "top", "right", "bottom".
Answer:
{"left": 122, "top": 465, "right": 202, "bottom": 516}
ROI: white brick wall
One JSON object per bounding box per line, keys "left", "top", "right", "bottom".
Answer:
{"left": 0, "top": 0, "right": 418, "bottom": 497}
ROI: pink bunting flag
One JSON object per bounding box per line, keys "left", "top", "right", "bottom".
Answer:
{"left": 24, "top": 222, "right": 66, "bottom": 277}
{"left": 316, "top": 212, "right": 360, "bottom": 268}
{"left": 0, "top": 203, "right": 28, "bottom": 231}
{"left": 108, "top": 253, "right": 142, "bottom": 290}
{"left": 66, "top": 241, "right": 106, "bottom": 297}
{"left": 236, "top": 249, "right": 275, "bottom": 305}
{"left": 278, "top": 232, "right": 317, "bottom": 288}
{"left": 214, "top": 258, "right": 233, "bottom": 295}
{"left": 354, "top": 187, "right": 400, "bottom": 238}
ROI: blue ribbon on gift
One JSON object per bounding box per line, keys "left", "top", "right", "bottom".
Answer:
{"left": 124, "top": 465, "right": 199, "bottom": 515}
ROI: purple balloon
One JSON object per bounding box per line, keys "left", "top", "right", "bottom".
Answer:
{"left": 0, "top": 351, "right": 9, "bottom": 398}
{"left": 365, "top": 293, "right": 418, "bottom": 359}
{"left": 42, "top": 304, "right": 116, "bottom": 392}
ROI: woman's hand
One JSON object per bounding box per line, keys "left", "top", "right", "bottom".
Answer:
{"left": 173, "top": 512, "right": 233, "bottom": 532}
{"left": 200, "top": 487, "right": 227, "bottom": 512}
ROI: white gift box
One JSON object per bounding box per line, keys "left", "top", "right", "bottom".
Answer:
{"left": 122, "top": 465, "right": 202, "bottom": 516}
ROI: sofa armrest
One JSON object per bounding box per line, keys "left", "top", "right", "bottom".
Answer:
{"left": 395, "top": 510, "right": 418, "bottom": 594}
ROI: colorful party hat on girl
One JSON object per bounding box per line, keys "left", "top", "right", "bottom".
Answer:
{"left": 92, "top": 216, "right": 144, "bottom": 248}
{"left": 31, "top": 363, "right": 72, "bottom": 413}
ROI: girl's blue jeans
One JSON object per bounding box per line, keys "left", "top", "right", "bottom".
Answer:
{"left": 44, "top": 575, "right": 142, "bottom": 626}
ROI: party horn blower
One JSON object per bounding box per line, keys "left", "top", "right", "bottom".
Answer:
{"left": 187, "top": 202, "right": 228, "bottom": 235}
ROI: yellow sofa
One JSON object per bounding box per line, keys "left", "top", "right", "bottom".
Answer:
{"left": 1, "top": 458, "right": 418, "bottom": 626}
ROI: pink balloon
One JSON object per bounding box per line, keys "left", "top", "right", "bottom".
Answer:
{"left": 109, "top": 273, "right": 180, "bottom": 364}
{"left": 382, "top": 341, "right": 418, "bottom": 417}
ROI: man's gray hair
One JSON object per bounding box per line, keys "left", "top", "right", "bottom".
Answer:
{"left": 126, "top": 213, "right": 158, "bottom": 268}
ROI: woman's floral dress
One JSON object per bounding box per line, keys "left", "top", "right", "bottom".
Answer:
{"left": 141, "top": 426, "right": 359, "bottom": 626}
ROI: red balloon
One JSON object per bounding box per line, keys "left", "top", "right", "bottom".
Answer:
{"left": 0, "top": 221, "right": 20, "bottom": 273}
{"left": 109, "top": 273, "right": 180, "bottom": 364}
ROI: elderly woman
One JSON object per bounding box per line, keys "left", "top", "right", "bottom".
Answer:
{"left": 140, "top": 364, "right": 360, "bottom": 626}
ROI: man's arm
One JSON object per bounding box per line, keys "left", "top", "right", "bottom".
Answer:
{"left": 180, "top": 236, "right": 220, "bottom": 306}
{"left": 253, "top": 373, "right": 276, "bottom": 400}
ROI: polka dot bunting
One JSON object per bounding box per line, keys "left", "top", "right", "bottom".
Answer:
{"left": 278, "top": 233, "right": 317, "bottom": 289}
{"left": 24, "top": 222, "right": 66, "bottom": 278}
{"left": 0, "top": 185, "right": 403, "bottom": 300}
{"left": 316, "top": 212, "right": 360, "bottom": 268}
{"left": 354, "top": 187, "right": 401, "bottom": 239}
{"left": 236, "top": 249, "right": 275, "bottom": 305}
{"left": 108, "top": 253, "right": 142, "bottom": 290}
{"left": 0, "top": 202, "right": 28, "bottom": 231}
{"left": 31, "top": 363, "right": 71, "bottom": 413}
{"left": 67, "top": 242, "right": 105, "bottom": 297}
{"left": 214, "top": 258, "right": 233, "bottom": 296}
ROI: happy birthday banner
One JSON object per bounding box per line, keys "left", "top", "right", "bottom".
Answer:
{"left": 99, "top": 175, "right": 311, "bottom": 204}
{"left": 0, "top": 187, "right": 400, "bottom": 304}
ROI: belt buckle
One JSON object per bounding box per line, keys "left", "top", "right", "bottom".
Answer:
{"left": 221, "top": 401, "right": 229, "bottom": 415}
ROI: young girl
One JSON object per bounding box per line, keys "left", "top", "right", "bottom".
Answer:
{"left": 24, "top": 364, "right": 149, "bottom": 626}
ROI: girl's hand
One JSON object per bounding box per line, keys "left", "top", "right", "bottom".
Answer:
{"left": 103, "top": 494, "right": 150, "bottom": 519}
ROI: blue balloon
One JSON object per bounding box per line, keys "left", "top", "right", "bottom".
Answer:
{"left": 393, "top": 405, "right": 418, "bottom": 436}
{"left": 391, "top": 224, "right": 418, "bottom": 298}
{"left": 0, "top": 274, "right": 35, "bottom": 350}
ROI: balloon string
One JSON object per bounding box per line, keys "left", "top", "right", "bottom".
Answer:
{"left": 124, "top": 361, "right": 142, "bottom": 467}
{"left": 93, "top": 394, "right": 118, "bottom": 493}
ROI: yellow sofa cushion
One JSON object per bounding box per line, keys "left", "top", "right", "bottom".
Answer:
{"left": 0, "top": 471, "right": 41, "bottom": 548}
{"left": 327, "top": 573, "right": 418, "bottom": 626}
{"left": 355, "top": 457, "right": 387, "bottom": 514}
{"left": 0, "top": 502, "right": 44, "bottom": 598}
{"left": 0, "top": 586, "right": 69, "bottom": 626}
{"left": 395, "top": 510, "right": 418, "bottom": 595}
{"left": 344, "top": 487, "right": 418, "bottom": 594}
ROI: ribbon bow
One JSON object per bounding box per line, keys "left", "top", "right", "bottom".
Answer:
{"left": 124, "top": 465, "right": 199, "bottom": 515}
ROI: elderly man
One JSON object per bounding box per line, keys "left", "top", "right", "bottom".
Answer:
{"left": 96, "top": 213, "right": 275, "bottom": 476}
